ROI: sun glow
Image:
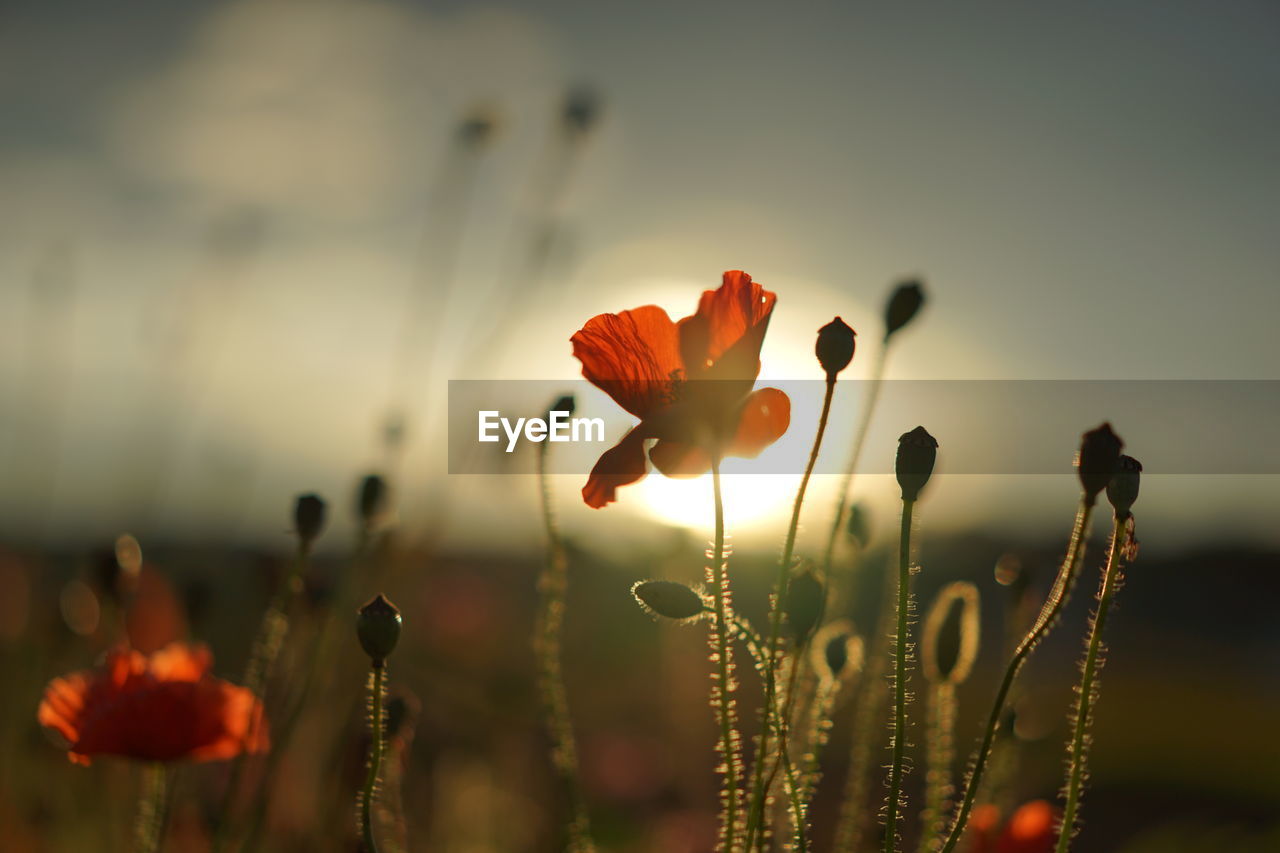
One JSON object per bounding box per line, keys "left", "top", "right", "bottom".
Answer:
{"left": 634, "top": 470, "right": 803, "bottom": 531}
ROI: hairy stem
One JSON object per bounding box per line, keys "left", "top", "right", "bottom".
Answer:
{"left": 361, "top": 663, "right": 386, "bottom": 853}
{"left": 939, "top": 500, "right": 1095, "bottom": 853}
{"left": 708, "top": 456, "right": 744, "bottom": 851}
{"left": 134, "top": 763, "right": 166, "bottom": 853}
{"left": 1055, "top": 515, "right": 1129, "bottom": 853}
{"left": 919, "top": 683, "right": 956, "bottom": 852}
{"left": 535, "top": 440, "right": 595, "bottom": 852}
{"left": 744, "top": 376, "right": 836, "bottom": 852}
{"left": 884, "top": 498, "right": 916, "bottom": 853}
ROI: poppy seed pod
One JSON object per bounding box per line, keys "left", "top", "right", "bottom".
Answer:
{"left": 457, "top": 109, "right": 497, "bottom": 149}
{"left": 884, "top": 279, "right": 926, "bottom": 339}
{"left": 896, "top": 426, "right": 938, "bottom": 501}
{"left": 810, "top": 620, "right": 864, "bottom": 683}
{"left": 356, "top": 594, "right": 402, "bottom": 664}
{"left": 815, "top": 317, "right": 857, "bottom": 378}
{"left": 294, "top": 494, "right": 327, "bottom": 545}
{"left": 845, "top": 503, "right": 871, "bottom": 548}
{"left": 563, "top": 87, "right": 602, "bottom": 136}
{"left": 631, "top": 580, "right": 705, "bottom": 622}
{"left": 1076, "top": 422, "right": 1124, "bottom": 503}
{"left": 785, "top": 566, "right": 826, "bottom": 642}
{"left": 357, "top": 475, "right": 388, "bottom": 527}
{"left": 1106, "top": 454, "right": 1142, "bottom": 520}
{"left": 921, "top": 582, "right": 981, "bottom": 685}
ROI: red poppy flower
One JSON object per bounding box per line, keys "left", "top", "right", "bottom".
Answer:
{"left": 38, "top": 643, "right": 268, "bottom": 766}
{"left": 571, "top": 270, "right": 791, "bottom": 508}
{"left": 966, "top": 800, "right": 1058, "bottom": 853}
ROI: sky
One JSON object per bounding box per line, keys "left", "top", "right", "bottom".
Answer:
{"left": 0, "top": 0, "right": 1277, "bottom": 555}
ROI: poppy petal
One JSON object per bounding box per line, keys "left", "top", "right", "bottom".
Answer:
{"left": 583, "top": 427, "right": 650, "bottom": 508}
{"left": 726, "top": 387, "right": 790, "bottom": 459}
{"left": 572, "top": 305, "right": 683, "bottom": 418}
{"left": 678, "top": 270, "right": 777, "bottom": 381}
{"left": 649, "top": 440, "right": 712, "bottom": 478}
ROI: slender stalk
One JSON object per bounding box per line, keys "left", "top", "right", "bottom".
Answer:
{"left": 708, "top": 456, "right": 744, "bottom": 851}
{"left": 1055, "top": 515, "right": 1129, "bottom": 853}
{"left": 939, "top": 500, "right": 1096, "bottom": 853}
{"left": 535, "top": 440, "right": 595, "bottom": 852}
{"left": 884, "top": 498, "right": 916, "bottom": 853}
{"left": 134, "top": 763, "right": 166, "bottom": 853}
{"left": 361, "top": 662, "right": 387, "bottom": 853}
{"left": 213, "top": 541, "right": 310, "bottom": 853}
{"left": 744, "top": 376, "right": 837, "bottom": 851}
{"left": 919, "top": 683, "right": 956, "bottom": 852}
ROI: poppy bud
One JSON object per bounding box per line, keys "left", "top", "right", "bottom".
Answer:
{"left": 845, "top": 503, "right": 871, "bottom": 548}
{"left": 562, "top": 86, "right": 602, "bottom": 137}
{"left": 811, "top": 620, "right": 864, "bottom": 683}
{"left": 294, "top": 494, "right": 327, "bottom": 545}
{"left": 922, "top": 582, "right": 980, "bottom": 685}
{"left": 896, "top": 426, "right": 938, "bottom": 501}
{"left": 785, "top": 566, "right": 826, "bottom": 642}
{"left": 356, "top": 594, "right": 402, "bottom": 664}
{"left": 547, "top": 393, "right": 576, "bottom": 419}
{"left": 357, "top": 475, "right": 388, "bottom": 527}
{"left": 1076, "top": 423, "right": 1124, "bottom": 503}
{"left": 815, "top": 317, "right": 856, "bottom": 378}
{"left": 884, "top": 279, "right": 925, "bottom": 339}
{"left": 631, "top": 580, "right": 705, "bottom": 622}
{"left": 457, "top": 109, "right": 497, "bottom": 149}
{"left": 1106, "top": 454, "right": 1142, "bottom": 520}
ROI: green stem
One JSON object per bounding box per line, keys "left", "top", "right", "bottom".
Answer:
{"left": 1055, "top": 515, "right": 1128, "bottom": 853}
{"left": 708, "top": 456, "right": 744, "bottom": 852}
{"left": 134, "top": 763, "right": 166, "bottom": 853}
{"left": 939, "top": 500, "right": 1095, "bottom": 853}
{"left": 535, "top": 440, "right": 595, "bottom": 852}
{"left": 884, "top": 498, "right": 916, "bottom": 853}
{"left": 744, "top": 376, "right": 836, "bottom": 852}
{"left": 361, "top": 662, "right": 386, "bottom": 853}
{"left": 919, "top": 683, "right": 956, "bottom": 852}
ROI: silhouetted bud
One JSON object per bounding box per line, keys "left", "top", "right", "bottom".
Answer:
{"left": 993, "top": 553, "right": 1022, "bottom": 587}
{"left": 785, "top": 566, "right": 825, "bottom": 642}
{"left": 563, "top": 87, "right": 602, "bottom": 137}
{"left": 922, "top": 582, "right": 980, "bottom": 685}
{"left": 884, "top": 279, "right": 925, "bottom": 339}
{"left": 631, "top": 580, "right": 705, "bottom": 621}
{"left": 1106, "top": 455, "right": 1142, "bottom": 520}
{"left": 548, "top": 394, "right": 576, "bottom": 419}
{"left": 457, "top": 109, "right": 498, "bottom": 148}
{"left": 356, "top": 594, "right": 402, "bottom": 663}
{"left": 811, "top": 620, "right": 864, "bottom": 683}
{"left": 1076, "top": 423, "right": 1124, "bottom": 503}
{"left": 896, "top": 426, "right": 938, "bottom": 501}
{"left": 357, "top": 475, "right": 388, "bottom": 527}
{"left": 294, "top": 494, "right": 327, "bottom": 545}
{"left": 845, "top": 503, "right": 871, "bottom": 548}
{"left": 815, "top": 317, "right": 856, "bottom": 378}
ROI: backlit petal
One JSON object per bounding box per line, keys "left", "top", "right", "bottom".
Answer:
{"left": 572, "top": 305, "right": 682, "bottom": 418}
{"left": 726, "top": 387, "right": 790, "bottom": 459}
{"left": 582, "top": 427, "right": 650, "bottom": 508}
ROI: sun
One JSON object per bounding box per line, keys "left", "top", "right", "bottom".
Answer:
{"left": 633, "top": 470, "right": 803, "bottom": 531}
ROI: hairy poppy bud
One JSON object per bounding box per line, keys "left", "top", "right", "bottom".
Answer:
{"left": 785, "top": 566, "right": 825, "bottom": 642}
{"left": 845, "top": 503, "right": 871, "bottom": 549}
{"left": 294, "top": 494, "right": 327, "bottom": 545}
{"left": 1106, "top": 454, "right": 1142, "bottom": 520}
{"left": 896, "top": 426, "right": 938, "bottom": 501}
{"left": 811, "top": 620, "right": 864, "bottom": 683}
{"left": 884, "top": 279, "right": 925, "bottom": 339}
{"left": 356, "top": 594, "right": 402, "bottom": 664}
{"left": 815, "top": 317, "right": 857, "bottom": 378}
{"left": 922, "top": 582, "right": 981, "bottom": 685}
{"left": 631, "top": 580, "right": 705, "bottom": 621}
{"left": 357, "top": 475, "right": 388, "bottom": 527}
{"left": 548, "top": 393, "right": 576, "bottom": 419}
{"left": 1076, "top": 422, "right": 1124, "bottom": 503}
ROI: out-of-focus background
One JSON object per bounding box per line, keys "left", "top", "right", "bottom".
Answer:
{"left": 1, "top": 1, "right": 1278, "bottom": 851}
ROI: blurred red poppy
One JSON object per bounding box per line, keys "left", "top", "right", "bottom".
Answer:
{"left": 571, "top": 270, "right": 790, "bottom": 507}
{"left": 966, "top": 800, "right": 1057, "bottom": 853}
{"left": 38, "top": 643, "right": 268, "bottom": 766}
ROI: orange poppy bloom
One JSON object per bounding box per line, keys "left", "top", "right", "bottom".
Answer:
{"left": 966, "top": 800, "right": 1057, "bottom": 853}
{"left": 571, "top": 270, "right": 791, "bottom": 508}
{"left": 38, "top": 643, "right": 268, "bottom": 766}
